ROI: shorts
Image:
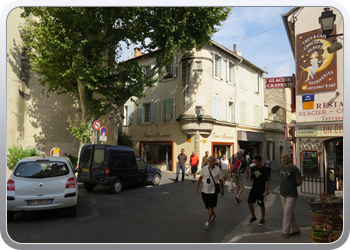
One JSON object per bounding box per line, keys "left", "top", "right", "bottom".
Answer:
{"left": 191, "top": 165, "right": 198, "bottom": 174}
{"left": 201, "top": 192, "right": 218, "bottom": 209}
{"left": 248, "top": 191, "right": 265, "bottom": 207}
{"left": 233, "top": 173, "right": 245, "bottom": 187}
{"left": 221, "top": 169, "right": 229, "bottom": 178}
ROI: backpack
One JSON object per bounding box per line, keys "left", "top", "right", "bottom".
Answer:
{"left": 232, "top": 157, "right": 244, "bottom": 172}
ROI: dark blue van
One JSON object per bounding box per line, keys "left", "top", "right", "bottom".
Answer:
{"left": 76, "top": 144, "right": 162, "bottom": 193}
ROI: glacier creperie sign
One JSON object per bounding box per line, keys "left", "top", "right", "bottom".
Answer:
{"left": 266, "top": 76, "right": 295, "bottom": 89}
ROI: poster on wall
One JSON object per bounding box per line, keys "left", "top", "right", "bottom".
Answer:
{"left": 302, "top": 150, "right": 319, "bottom": 176}
{"left": 296, "top": 28, "right": 337, "bottom": 94}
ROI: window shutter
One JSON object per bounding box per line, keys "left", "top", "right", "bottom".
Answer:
{"left": 255, "top": 74, "right": 259, "bottom": 93}
{"left": 241, "top": 67, "right": 246, "bottom": 88}
{"left": 221, "top": 58, "right": 224, "bottom": 80}
{"left": 226, "top": 61, "right": 229, "bottom": 82}
{"left": 151, "top": 62, "right": 157, "bottom": 80}
{"left": 172, "top": 55, "right": 177, "bottom": 78}
{"left": 240, "top": 102, "right": 246, "bottom": 124}
{"left": 137, "top": 105, "right": 142, "bottom": 124}
{"left": 233, "top": 102, "right": 236, "bottom": 123}
{"left": 254, "top": 106, "right": 260, "bottom": 126}
{"left": 215, "top": 97, "right": 221, "bottom": 120}
{"left": 234, "top": 64, "right": 237, "bottom": 85}
{"left": 212, "top": 54, "right": 216, "bottom": 77}
{"left": 166, "top": 98, "right": 173, "bottom": 122}
{"left": 226, "top": 101, "right": 231, "bottom": 122}
{"left": 151, "top": 101, "right": 156, "bottom": 123}
{"left": 127, "top": 105, "right": 132, "bottom": 125}
{"left": 162, "top": 99, "right": 166, "bottom": 122}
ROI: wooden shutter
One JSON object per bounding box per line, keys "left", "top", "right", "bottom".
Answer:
{"left": 233, "top": 102, "right": 236, "bottom": 123}
{"left": 240, "top": 102, "right": 246, "bottom": 124}
{"left": 212, "top": 54, "right": 216, "bottom": 77}
{"left": 227, "top": 101, "right": 231, "bottom": 122}
{"left": 213, "top": 97, "right": 221, "bottom": 120}
{"left": 226, "top": 61, "right": 229, "bottom": 82}
{"left": 234, "top": 64, "right": 237, "bottom": 85}
{"left": 221, "top": 58, "right": 224, "bottom": 80}
{"left": 172, "top": 55, "right": 177, "bottom": 78}
{"left": 127, "top": 105, "right": 132, "bottom": 125}
{"left": 151, "top": 101, "right": 156, "bottom": 123}
{"left": 255, "top": 106, "right": 260, "bottom": 126}
{"left": 255, "top": 74, "right": 259, "bottom": 93}
{"left": 137, "top": 105, "right": 142, "bottom": 124}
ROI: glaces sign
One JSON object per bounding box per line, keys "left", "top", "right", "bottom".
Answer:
{"left": 296, "top": 29, "right": 337, "bottom": 94}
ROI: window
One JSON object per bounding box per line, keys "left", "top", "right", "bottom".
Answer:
{"left": 143, "top": 103, "right": 151, "bottom": 123}
{"left": 162, "top": 55, "right": 177, "bottom": 80}
{"left": 240, "top": 101, "right": 246, "bottom": 124}
{"left": 93, "top": 149, "right": 105, "bottom": 164}
{"left": 213, "top": 96, "right": 221, "bottom": 120}
{"left": 162, "top": 98, "right": 174, "bottom": 122}
{"left": 124, "top": 105, "right": 132, "bottom": 125}
{"left": 227, "top": 64, "right": 234, "bottom": 83}
{"left": 195, "top": 61, "right": 202, "bottom": 70}
{"left": 255, "top": 74, "right": 260, "bottom": 93}
{"left": 227, "top": 101, "right": 235, "bottom": 122}
{"left": 144, "top": 65, "right": 151, "bottom": 74}
{"left": 240, "top": 66, "right": 246, "bottom": 88}
{"left": 14, "top": 161, "right": 69, "bottom": 178}
{"left": 136, "top": 157, "right": 148, "bottom": 168}
{"left": 214, "top": 57, "right": 219, "bottom": 78}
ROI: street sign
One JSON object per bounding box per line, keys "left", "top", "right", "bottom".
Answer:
{"left": 100, "top": 126, "right": 108, "bottom": 136}
{"left": 266, "top": 76, "right": 295, "bottom": 89}
{"left": 93, "top": 120, "right": 101, "bottom": 131}
{"left": 99, "top": 135, "right": 107, "bottom": 142}
{"left": 50, "top": 147, "right": 62, "bottom": 157}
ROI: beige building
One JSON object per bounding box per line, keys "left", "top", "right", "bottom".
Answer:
{"left": 7, "top": 8, "right": 81, "bottom": 157}
{"left": 123, "top": 41, "right": 290, "bottom": 172}
{"left": 283, "top": 7, "right": 343, "bottom": 195}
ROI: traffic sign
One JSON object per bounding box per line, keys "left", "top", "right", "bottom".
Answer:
{"left": 99, "top": 135, "right": 107, "bottom": 142}
{"left": 100, "top": 126, "right": 108, "bottom": 136}
{"left": 93, "top": 120, "right": 101, "bottom": 131}
{"left": 50, "top": 147, "right": 62, "bottom": 157}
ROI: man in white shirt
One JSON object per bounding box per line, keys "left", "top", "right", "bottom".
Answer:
{"left": 245, "top": 152, "right": 251, "bottom": 164}
{"left": 196, "top": 156, "right": 224, "bottom": 229}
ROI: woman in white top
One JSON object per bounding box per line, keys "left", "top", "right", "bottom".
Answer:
{"left": 220, "top": 155, "right": 230, "bottom": 184}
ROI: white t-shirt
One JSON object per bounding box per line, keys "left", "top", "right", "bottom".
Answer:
{"left": 200, "top": 165, "right": 223, "bottom": 194}
{"left": 220, "top": 160, "right": 229, "bottom": 170}
{"left": 246, "top": 155, "right": 250, "bottom": 162}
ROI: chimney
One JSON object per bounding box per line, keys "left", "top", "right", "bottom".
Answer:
{"left": 233, "top": 44, "right": 237, "bottom": 53}
{"left": 134, "top": 47, "right": 143, "bottom": 58}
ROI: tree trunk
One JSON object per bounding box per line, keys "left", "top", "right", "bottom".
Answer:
{"left": 108, "top": 110, "right": 119, "bottom": 145}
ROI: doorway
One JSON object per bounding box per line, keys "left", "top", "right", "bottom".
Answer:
{"left": 325, "top": 138, "right": 343, "bottom": 195}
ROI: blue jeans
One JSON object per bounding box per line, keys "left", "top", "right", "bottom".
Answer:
{"left": 176, "top": 165, "right": 185, "bottom": 180}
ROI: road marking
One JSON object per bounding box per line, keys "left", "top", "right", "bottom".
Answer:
{"left": 221, "top": 193, "right": 277, "bottom": 243}
{"left": 77, "top": 197, "right": 99, "bottom": 221}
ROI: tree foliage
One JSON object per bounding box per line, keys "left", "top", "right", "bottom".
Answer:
{"left": 20, "top": 7, "right": 231, "bottom": 143}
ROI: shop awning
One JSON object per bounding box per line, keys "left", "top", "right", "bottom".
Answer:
{"left": 238, "top": 131, "right": 266, "bottom": 142}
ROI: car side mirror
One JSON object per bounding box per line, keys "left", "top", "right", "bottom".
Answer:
{"left": 75, "top": 168, "right": 82, "bottom": 173}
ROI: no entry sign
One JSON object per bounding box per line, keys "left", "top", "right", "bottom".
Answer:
{"left": 93, "top": 121, "right": 101, "bottom": 131}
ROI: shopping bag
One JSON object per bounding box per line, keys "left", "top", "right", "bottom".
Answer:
{"left": 228, "top": 176, "right": 235, "bottom": 193}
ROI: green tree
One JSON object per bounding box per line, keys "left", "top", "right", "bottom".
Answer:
{"left": 20, "top": 7, "right": 231, "bottom": 144}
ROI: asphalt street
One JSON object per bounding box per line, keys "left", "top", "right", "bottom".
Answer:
{"left": 6, "top": 168, "right": 315, "bottom": 244}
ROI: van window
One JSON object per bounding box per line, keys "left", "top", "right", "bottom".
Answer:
{"left": 110, "top": 152, "right": 135, "bottom": 169}
{"left": 81, "top": 146, "right": 92, "bottom": 164}
{"left": 136, "top": 157, "right": 147, "bottom": 168}
{"left": 93, "top": 149, "right": 105, "bottom": 164}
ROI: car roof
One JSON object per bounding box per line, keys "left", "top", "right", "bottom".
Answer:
{"left": 82, "top": 144, "right": 135, "bottom": 152}
{"left": 19, "top": 156, "right": 70, "bottom": 162}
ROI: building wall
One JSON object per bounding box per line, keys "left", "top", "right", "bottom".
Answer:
{"left": 7, "top": 8, "right": 81, "bottom": 157}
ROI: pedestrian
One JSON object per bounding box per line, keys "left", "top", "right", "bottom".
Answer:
{"left": 175, "top": 148, "right": 187, "bottom": 183}
{"left": 220, "top": 155, "right": 230, "bottom": 184}
{"left": 279, "top": 153, "right": 303, "bottom": 238}
{"left": 245, "top": 152, "right": 251, "bottom": 165}
{"left": 196, "top": 156, "right": 224, "bottom": 229}
{"left": 201, "top": 151, "right": 209, "bottom": 168}
{"left": 265, "top": 156, "right": 273, "bottom": 179}
{"left": 214, "top": 152, "right": 221, "bottom": 168}
{"left": 247, "top": 155, "right": 269, "bottom": 226}
{"left": 190, "top": 151, "right": 199, "bottom": 183}
{"left": 230, "top": 149, "right": 249, "bottom": 203}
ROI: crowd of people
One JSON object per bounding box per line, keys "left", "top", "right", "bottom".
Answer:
{"left": 175, "top": 148, "right": 302, "bottom": 238}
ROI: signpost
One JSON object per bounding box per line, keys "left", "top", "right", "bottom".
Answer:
{"left": 93, "top": 121, "right": 101, "bottom": 144}
{"left": 50, "top": 147, "right": 62, "bottom": 157}
{"left": 100, "top": 127, "right": 108, "bottom": 144}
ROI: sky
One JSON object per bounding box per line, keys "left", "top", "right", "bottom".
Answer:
{"left": 117, "top": 7, "right": 295, "bottom": 78}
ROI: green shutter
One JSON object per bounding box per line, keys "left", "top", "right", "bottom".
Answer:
{"left": 165, "top": 98, "right": 173, "bottom": 122}
{"left": 137, "top": 105, "right": 142, "bottom": 124}
{"left": 151, "top": 101, "right": 156, "bottom": 123}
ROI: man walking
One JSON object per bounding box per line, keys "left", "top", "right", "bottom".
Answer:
{"left": 175, "top": 149, "right": 187, "bottom": 183}
{"left": 190, "top": 151, "right": 199, "bottom": 183}
{"left": 279, "top": 153, "right": 303, "bottom": 238}
{"left": 245, "top": 152, "right": 251, "bottom": 165}
{"left": 196, "top": 156, "right": 224, "bottom": 229}
{"left": 201, "top": 151, "right": 209, "bottom": 168}
{"left": 247, "top": 155, "right": 269, "bottom": 226}
{"left": 231, "top": 149, "right": 249, "bottom": 203}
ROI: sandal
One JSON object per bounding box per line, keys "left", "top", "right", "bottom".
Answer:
{"left": 235, "top": 197, "right": 241, "bottom": 203}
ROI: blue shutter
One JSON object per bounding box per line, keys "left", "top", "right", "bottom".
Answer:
{"left": 151, "top": 101, "right": 156, "bottom": 123}
{"left": 221, "top": 58, "right": 224, "bottom": 80}
{"left": 127, "top": 105, "right": 132, "bottom": 125}
{"left": 137, "top": 105, "right": 142, "bottom": 124}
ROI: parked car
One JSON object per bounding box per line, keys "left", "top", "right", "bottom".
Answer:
{"left": 76, "top": 144, "right": 162, "bottom": 193}
{"left": 7, "top": 156, "right": 79, "bottom": 222}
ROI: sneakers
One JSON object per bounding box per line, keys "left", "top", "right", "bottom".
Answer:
{"left": 192, "top": 179, "right": 196, "bottom": 183}
{"left": 210, "top": 214, "right": 217, "bottom": 222}
{"left": 258, "top": 219, "right": 265, "bottom": 226}
{"left": 204, "top": 221, "right": 210, "bottom": 229}
{"left": 248, "top": 217, "right": 257, "bottom": 224}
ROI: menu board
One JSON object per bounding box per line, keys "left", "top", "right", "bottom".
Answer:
{"left": 302, "top": 150, "right": 319, "bottom": 176}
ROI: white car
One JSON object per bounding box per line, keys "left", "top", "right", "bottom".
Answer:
{"left": 7, "top": 156, "right": 78, "bottom": 222}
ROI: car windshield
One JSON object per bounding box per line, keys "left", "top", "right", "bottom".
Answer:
{"left": 14, "top": 161, "right": 70, "bottom": 178}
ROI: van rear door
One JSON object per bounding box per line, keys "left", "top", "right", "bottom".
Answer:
{"left": 77, "top": 145, "right": 93, "bottom": 182}
{"left": 91, "top": 145, "right": 107, "bottom": 182}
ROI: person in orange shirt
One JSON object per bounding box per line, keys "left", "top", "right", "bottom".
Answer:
{"left": 190, "top": 151, "right": 200, "bottom": 183}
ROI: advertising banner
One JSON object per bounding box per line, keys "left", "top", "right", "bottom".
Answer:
{"left": 296, "top": 29, "right": 337, "bottom": 94}
{"left": 266, "top": 76, "right": 295, "bottom": 89}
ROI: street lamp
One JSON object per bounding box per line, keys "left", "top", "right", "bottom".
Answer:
{"left": 319, "top": 8, "right": 343, "bottom": 38}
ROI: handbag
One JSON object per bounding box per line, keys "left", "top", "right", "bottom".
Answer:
{"left": 208, "top": 167, "right": 220, "bottom": 193}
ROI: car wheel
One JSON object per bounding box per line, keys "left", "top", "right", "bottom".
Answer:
{"left": 67, "top": 205, "right": 77, "bottom": 217}
{"left": 152, "top": 174, "right": 161, "bottom": 186}
{"left": 110, "top": 179, "right": 122, "bottom": 194}
{"left": 83, "top": 183, "right": 96, "bottom": 192}
{"left": 7, "top": 211, "right": 15, "bottom": 222}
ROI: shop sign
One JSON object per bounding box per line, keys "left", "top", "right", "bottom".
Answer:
{"left": 266, "top": 76, "right": 295, "bottom": 89}
{"left": 319, "top": 124, "right": 343, "bottom": 137}
{"left": 296, "top": 29, "right": 337, "bottom": 94}
{"left": 302, "top": 94, "right": 315, "bottom": 110}
{"left": 143, "top": 133, "right": 171, "bottom": 139}
{"left": 302, "top": 150, "right": 319, "bottom": 176}
{"left": 211, "top": 132, "right": 234, "bottom": 140}
{"left": 296, "top": 126, "right": 318, "bottom": 137}
{"left": 335, "top": 190, "right": 343, "bottom": 198}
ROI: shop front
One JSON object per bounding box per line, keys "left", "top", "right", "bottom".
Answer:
{"left": 140, "top": 141, "right": 174, "bottom": 171}
{"left": 237, "top": 131, "right": 266, "bottom": 160}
